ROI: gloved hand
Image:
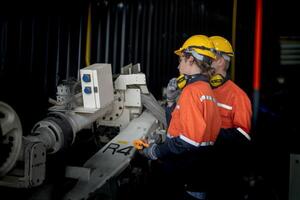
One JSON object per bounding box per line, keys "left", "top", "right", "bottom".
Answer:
{"left": 141, "top": 143, "right": 158, "bottom": 160}
{"left": 133, "top": 139, "right": 149, "bottom": 150}
{"left": 166, "top": 78, "right": 181, "bottom": 103}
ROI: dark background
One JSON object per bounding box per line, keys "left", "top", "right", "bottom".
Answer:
{"left": 1, "top": 0, "right": 300, "bottom": 199}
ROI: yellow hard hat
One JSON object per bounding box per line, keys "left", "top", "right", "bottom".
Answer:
{"left": 174, "top": 35, "right": 216, "bottom": 60}
{"left": 209, "top": 36, "right": 234, "bottom": 56}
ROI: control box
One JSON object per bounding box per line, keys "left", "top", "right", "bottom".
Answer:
{"left": 80, "top": 64, "right": 114, "bottom": 109}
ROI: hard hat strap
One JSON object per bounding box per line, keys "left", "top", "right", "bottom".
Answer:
{"left": 184, "top": 45, "right": 215, "bottom": 65}
{"left": 215, "top": 51, "right": 231, "bottom": 62}
{"left": 184, "top": 49, "right": 212, "bottom": 65}
{"left": 222, "top": 54, "right": 230, "bottom": 62}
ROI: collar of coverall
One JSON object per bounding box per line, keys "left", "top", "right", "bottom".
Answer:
{"left": 184, "top": 73, "right": 209, "bottom": 85}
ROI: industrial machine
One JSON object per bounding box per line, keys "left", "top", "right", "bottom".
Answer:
{"left": 0, "top": 63, "right": 166, "bottom": 200}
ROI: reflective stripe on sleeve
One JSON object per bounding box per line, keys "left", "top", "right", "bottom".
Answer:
{"left": 179, "top": 134, "right": 214, "bottom": 147}
{"left": 217, "top": 102, "right": 233, "bottom": 110}
{"left": 199, "top": 95, "right": 217, "bottom": 103}
{"left": 237, "top": 127, "right": 251, "bottom": 141}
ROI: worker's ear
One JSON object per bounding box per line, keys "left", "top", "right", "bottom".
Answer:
{"left": 219, "top": 57, "right": 227, "bottom": 68}
{"left": 215, "top": 56, "right": 224, "bottom": 65}
{"left": 187, "top": 56, "right": 194, "bottom": 64}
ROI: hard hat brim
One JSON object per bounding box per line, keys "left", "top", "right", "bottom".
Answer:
{"left": 174, "top": 48, "right": 183, "bottom": 56}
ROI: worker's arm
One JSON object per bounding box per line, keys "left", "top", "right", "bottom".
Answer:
{"left": 233, "top": 93, "right": 252, "bottom": 134}
{"left": 154, "top": 136, "right": 196, "bottom": 159}
{"left": 165, "top": 103, "right": 176, "bottom": 127}
{"left": 165, "top": 77, "right": 181, "bottom": 127}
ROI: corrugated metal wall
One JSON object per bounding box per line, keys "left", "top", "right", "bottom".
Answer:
{"left": 0, "top": 0, "right": 233, "bottom": 131}
{"left": 88, "top": 0, "right": 232, "bottom": 96}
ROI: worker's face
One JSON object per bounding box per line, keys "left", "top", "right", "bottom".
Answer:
{"left": 178, "top": 56, "right": 193, "bottom": 75}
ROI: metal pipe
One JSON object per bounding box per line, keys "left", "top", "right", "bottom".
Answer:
{"left": 17, "top": 19, "right": 23, "bottom": 67}
{"left": 231, "top": 0, "right": 237, "bottom": 81}
{"left": 120, "top": 3, "right": 126, "bottom": 70}
{"left": 66, "top": 30, "right": 71, "bottom": 79}
{"left": 134, "top": 3, "right": 142, "bottom": 63}
{"left": 113, "top": 3, "right": 119, "bottom": 73}
{"left": 105, "top": 7, "right": 111, "bottom": 63}
{"left": 55, "top": 18, "right": 61, "bottom": 86}
{"left": 77, "top": 16, "right": 83, "bottom": 80}
{"left": 31, "top": 103, "right": 113, "bottom": 154}
{"left": 146, "top": 2, "right": 153, "bottom": 77}
{"left": 85, "top": 3, "right": 92, "bottom": 67}
{"left": 43, "top": 17, "right": 50, "bottom": 94}
{"left": 0, "top": 22, "right": 8, "bottom": 68}
{"left": 96, "top": 17, "right": 101, "bottom": 63}
{"left": 152, "top": 0, "right": 158, "bottom": 83}
{"left": 63, "top": 104, "right": 113, "bottom": 134}
{"left": 252, "top": 0, "right": 263, "bottom": 128}
{"left": 128, "top": 2, "right": 134, "bottom": 62}
{"left": 140, "top": 1, "right": 146, "bottom": 68}
{"left": 29, "top": 18, "right": 35, "bottom": 74}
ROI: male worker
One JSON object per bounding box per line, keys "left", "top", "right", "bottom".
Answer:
{"left": 209, "top": 35, "right": 253, "bottom": 199}
{"left": 140, "top": 35, "right": 222, "bottom": 200}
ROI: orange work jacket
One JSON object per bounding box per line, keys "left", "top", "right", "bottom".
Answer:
{"left": 168, "top": 81, "right": 221, "bottom": 146}
{"left": 213, "top": 80, "right": 252, "bottom": 134}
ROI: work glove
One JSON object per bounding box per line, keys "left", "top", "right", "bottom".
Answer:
{"left": 142, "top": 143, "right": 158, "bottom": 160}
{"left": 147, "top": 130, "right": 164, "bottom": 144}
{"left": 166, "top": 78, "right": 180, "bottom": 103}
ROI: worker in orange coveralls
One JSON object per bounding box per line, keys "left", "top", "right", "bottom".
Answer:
{"left": 209, "top": 35, "right": 253, "bottom": 200}
{"left": 140, "top": 35, "right": 222, "bottom": 200}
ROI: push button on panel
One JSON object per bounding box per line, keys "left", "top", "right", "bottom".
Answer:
{"left": 84, "top": 87, "right": 92, "bottom": 94}
{"left": 82, "top": 74, "right": 91, "bottom": 82}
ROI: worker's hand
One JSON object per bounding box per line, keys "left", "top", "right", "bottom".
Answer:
{"left": 166, "top": 78, "right": 180, "bottom": 103}
{"left": 133, "top": 139, "right": 149, "bottom": 150}
{"left": 141, "top": 143, "right": 158, "bottom": 160}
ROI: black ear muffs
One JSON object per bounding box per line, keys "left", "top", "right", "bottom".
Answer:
{"left": 210, "top": 74, "right": 225, "bottom": 87}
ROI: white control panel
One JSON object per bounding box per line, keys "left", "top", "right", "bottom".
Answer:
{"left": 80, "top": 63, "right": 114, "bottom": 109}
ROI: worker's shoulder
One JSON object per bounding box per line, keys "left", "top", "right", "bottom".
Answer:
{"left": 226, "top": 80, "right": 250, "bottom": 99}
